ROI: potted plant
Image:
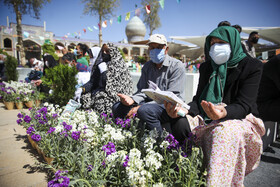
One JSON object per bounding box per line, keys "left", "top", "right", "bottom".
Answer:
{"left": 23, "top": 92, "right": 33, "bottom": 108}
{"left": 3, "top": 88, "right": 15, "bottom": 110}
{"left": 15, "top": 94, "right": 24, "bottom": 109}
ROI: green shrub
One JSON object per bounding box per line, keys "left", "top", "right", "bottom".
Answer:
{"left": 118, "top": 48, "right": 126, "bottom": 60}
{"left": 0, "top": 49, "right": 18, "bottom": 81}
{"left": 42, "top": 40, "right": 59, "bottom": 61}
{"left": 42, "top": 64, "right": 78, "bottom": 106}
{"left": 137, "top": 56, "right": 146, "bottom": 64}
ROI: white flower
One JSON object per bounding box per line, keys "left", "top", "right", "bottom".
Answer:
{"left": 153, "top": 183, "right": 164, "bottom": 187}
{"left": 160, "top": 140, "right": 170, "bottom": 149}
{"left": 144, "top": 150, "right": 163, "bottom": 170}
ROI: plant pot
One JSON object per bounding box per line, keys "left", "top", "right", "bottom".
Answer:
{"left": 35, "top": 100, "right": 41, "bottom": 107}
{"left": 43, "top": 152, "right": 54, "bottom": 165}
{"left": 25, "top": 101, "right": 33, "bottom": 108}
{"left": 4, "top": 101, "right": 14, "bottom": 110}
{"left": 15, "top": 102, "right": 24, "bottom": 109}
{"left": 27, "top": 135, "right": 37, "bottom": 149}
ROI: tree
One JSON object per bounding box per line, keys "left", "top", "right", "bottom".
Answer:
{"left": 3, "top": 0, "right": 51, "bottom": 66}
{"left": 82, "top": 0, "right": 119, "bottom": 47}
{"left": 141, "top": 0, "right": 161, "bottom": 36}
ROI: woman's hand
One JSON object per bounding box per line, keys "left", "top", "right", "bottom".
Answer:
{"left": 117, "top": 93, "right": 134, "bottom": 106}
{"left": 200, "top": 100, "right": 227, "bottom": 120}
{"left": 164, "top": 101, "right": 188, "bottom": 118}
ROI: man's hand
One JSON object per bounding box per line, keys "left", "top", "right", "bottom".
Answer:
{"left": 117, "top": 93, "right": 134, "bottom": 106}
{"left": 126, "top": 106, "right": 140, "bottom": 119}
{"left": 200, "top": 100, "right": 227, "bottom": 120}
{"left": 164, "top": 101, "right": 188, "bottom": 118}
{"left": 33, "top": 79, "right": 42, "bottom": 86}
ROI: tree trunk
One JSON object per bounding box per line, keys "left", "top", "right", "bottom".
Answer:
{"left": 13, "top": 2, "right": 25, "bottom": 66}
{"left": 99, "top": 15, "right": 102, "bottom": 47}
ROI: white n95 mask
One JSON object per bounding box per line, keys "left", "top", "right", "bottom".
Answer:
{"left": 209, "top": 43, "right": 231, "bottom": 65}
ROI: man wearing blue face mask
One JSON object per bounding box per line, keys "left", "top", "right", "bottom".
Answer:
{"left": 113, "top": 34, "right": 187, "bottom": 138}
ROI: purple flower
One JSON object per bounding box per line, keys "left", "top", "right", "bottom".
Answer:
{"left": 71, "top": 131, "right": 81, "bottom": 140}
{"left": 165, "top": 134, "right": 179, "bottom": 150}
{"left": 28, "top": 107, "right": 32, "bottom": 111}
{"left": 123, "top": 155, "right": 129, "bottom": 167}
{"left": 26, "top": 126, "right": 35, "bottom": 135}
{"left": 0, "top": 96, "right": 2, "bottom": 100}
{"left": 64, "top": 124, "right": 72, "bottom": 131}
{"left": 102, "top": 160, "right": 106, "bottom": 168}
{"left": 17, "top": 113, "right": 23, "bottom": 118}
{"left": 17, "top": 118, "right": 22, "bottom": 124}
{"left": 102, "top": 142, "right": 116, "bottom": 156}
{"left": 87, "top": 165, "right": 93, "bottom": 171}
{"left": 16, "top": 97, "right": 20, "bottom": 100}
{"left": 39, "top": 107, "right": 48, "bottom": 114}
{"left": 1, "top": 87, "right": 5, "bottom": 91}
{"left": 31, "top": 134, "right": 41, "bottom": 142}
{"left": 52, "top": 113, "right": 58, "bottom": 119}
{"left": 47, "top": 127, "right": 56, "bottom": 134}
{"left": 60, "top": 130, "right": 68, "bottom": 137}
{"left": 48, "top": 170, "right": 69, "bottom": 187}
{"left": 32, "top": 90, "right": 35, "bottom": 94}
{"left": 24, "top": 115, "right": 32, "bottom": 123}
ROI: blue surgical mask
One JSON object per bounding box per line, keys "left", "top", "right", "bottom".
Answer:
{"left": 149, "top": 48, "right": 166, "bottom": 64}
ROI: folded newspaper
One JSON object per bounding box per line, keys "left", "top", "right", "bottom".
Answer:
{"left": 141, "top": 80, "right": 190, "bottom": 110}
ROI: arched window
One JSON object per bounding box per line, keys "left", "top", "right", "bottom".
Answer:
{"left": 4, "top": 38, "right": 12, "bottom": 48}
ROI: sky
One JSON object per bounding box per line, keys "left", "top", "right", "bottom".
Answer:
{"left": 0, "top": 0, "right": 280, "bottom": 44}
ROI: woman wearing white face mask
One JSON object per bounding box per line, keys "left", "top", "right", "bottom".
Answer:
{"left": 165, "top": 26, "right": 265, "bottom": 186}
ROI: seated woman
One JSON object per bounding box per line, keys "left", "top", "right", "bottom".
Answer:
{"left": 165, "top": 26, "right": 265, "bottom": 186}
{"left": 80, "top": 43, "right": 133, "bottom": 115}
{"left": 257, "top": 54, "right": 280, "bottom": 122}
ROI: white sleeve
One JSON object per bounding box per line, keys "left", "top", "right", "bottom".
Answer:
{"left": 98, "top": 62, "right": 107, "bottom": 73}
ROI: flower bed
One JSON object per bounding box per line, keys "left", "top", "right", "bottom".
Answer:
{"left": 0, "top": 81, "right": 40, "bottom": 109}
{"left": 17, "top": 103, "right": 206, "bottom": 186}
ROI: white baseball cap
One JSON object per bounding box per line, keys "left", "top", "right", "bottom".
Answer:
{"left": 147, "top": 34, "right": 167, "bottom": 45}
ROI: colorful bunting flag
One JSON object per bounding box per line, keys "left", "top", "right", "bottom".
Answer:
{"left": 125, "top": 12, "right": 130, "bottom": 21}
{"left": 23, "top": 31, "right": 29, "bottom": 38}
{"left": 98, "top": 23, "right": 101, "bottom": 30}
{"left": 117, "top": 15, "right": 122, "bottom": 23}
{"left": 159, "top": 0, "right": 165, "bottom": 10}
{"left": 88, "top": 27, "right": 93, "bottom": 32}
{"left": 177, "top": 0, "right": 181, "bottom": 3}
{"left": 110, "top": 19, "right": 113, "bottom": 25}
{"left": 93, "top": 26, "right": 98, "bottom": 30}
{"left": 39, "top": 36, "right": 44, "bottom": 41}
{"left": 146, "top": 5, "right": 151, "bottom": 14}
{"left": 74, "top": 32, "right": 78, "bottom": 35}
{"left": 102, "top": 21, "right": 107, "bottom": 28}
{"left": 83, "top": 28, "right": 86, "bottom": 33}
{"left": 135, "top": 8, "right": 141, "bottom": 17}
{"left": 67, "top": 33, "right": 70, "bottom": 35}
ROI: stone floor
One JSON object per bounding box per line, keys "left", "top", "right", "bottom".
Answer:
{"left": 0, "top": 102, "right": 279, "bottom": 187}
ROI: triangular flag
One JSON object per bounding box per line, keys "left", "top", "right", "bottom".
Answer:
{"left": 159, "top": 0, "right": 165, "bottom": 10}
{"left": 177, "top": 0, "right": 181, "bottom": 3}
{"left": 83, "top": 28, "right": 86, "bottom": 33}
{"left": 64, "top": 35, "right": 68, "bottom": 38}
{"left": 145, "top": 5, "right": 151, "bottom": 14}
{"left": 98, "top": 23, "right": 101, "bottom": 30}
{"left": 93, "top": 26, "right": 98, "bottom": 30}
{"left": 125, "top": 12, "right": 130, "bottom": 21}
{"left": 102, "top": 20, "right": 107, "bottom": 28}
{"left": 67, "top": 33, "right": 70, "bottom": 35}
{"left": 71, "top": 33, "right": 75, "bottom": 36}
{"left": 117, "top": 15, "right": 122, "bottom": 23}
{"left": 135, "top": 8, "right": 141, "bottom": 17}
{"left": 74, "top": 32, "right": 78, "bottom": 35}
{"left": 88, "top": 27, "right": 93, "bottom": 32}
{"left": 110, "top": 19, "right": 113, "bottom": 25}
{"left": 23, "top": 31, "right": 29, "bottom": 38}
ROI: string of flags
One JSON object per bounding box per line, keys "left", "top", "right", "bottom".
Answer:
{"left": 3, "top": 0, "right": 181, "bottom": 41}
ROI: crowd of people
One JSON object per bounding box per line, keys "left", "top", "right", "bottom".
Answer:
{"left": 8, "top": 20, "right": 279, "bottom": 186}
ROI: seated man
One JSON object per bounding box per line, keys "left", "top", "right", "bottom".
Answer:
{"left": 257, "top": 54, "right": 280, "bottom": 122}
{"left": 112, "top": 34, "right": 187, "bottom": 135}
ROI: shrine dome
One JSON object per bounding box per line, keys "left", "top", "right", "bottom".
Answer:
{"left": 125, "top": 16, "right": 146, "bottom": 43}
